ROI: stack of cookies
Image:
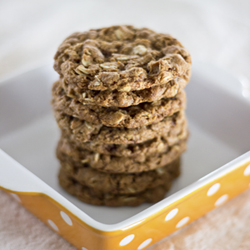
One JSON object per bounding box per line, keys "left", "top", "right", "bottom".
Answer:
{"left": 52, "top": 25, "right": 191, "bottom": 206}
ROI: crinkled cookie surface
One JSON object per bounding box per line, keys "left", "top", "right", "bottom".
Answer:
{"left": 54, "top": 25, "right": 191, "bottom": 92}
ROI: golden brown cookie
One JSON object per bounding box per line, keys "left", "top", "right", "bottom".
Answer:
{"left": 56, "top": 136, "right": 186, "bottom": 173}
{"left": 58, "top": 168, "right": 174, "bottom": 207}
{"left": 54, "top": 25, "right": 191, "bottom": 93}
{"left": 54, "top": 110, "right": 186, "bottom": 145}
{"left": 62, "top": 120, "right": 188, "bottom": 158}
{"left": 60, "top": 76, "right": 188, "bottom": 107}
{"left": 60, "top": 157, "right": 180, "bottom": 194}
{"left": 52, "top": 80, "right": 186, "bottom": 128}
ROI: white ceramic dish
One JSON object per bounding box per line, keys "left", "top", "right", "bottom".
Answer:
{"left": 0, "top": 61, "right": 250, "bottom": 250}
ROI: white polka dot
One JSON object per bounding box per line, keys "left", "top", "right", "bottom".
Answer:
{"left": 176, "top": 217, "right": 190, "bottom": 228}
{"left": 10, "top": 193, "right": 21, "bottom": 203}
{"left": 138, "top": 238, "right": 152, "bottom": 249}
{"left": 48, "top": 219, "right": 59, "bottom": 232}
{"left": 119, "top": 234, "right": 135, "bottom": 246}
{"left": 244, "top": 164, "right": 250, "bottom": 176}
{"left": 82, "top": 247, "right": 88, "bottom": 250}
{"left": 165, "top": 208, "right": 178, "bottom": 221}
{"left": 207, "top": 183, "right": 221, "bottom": 196}
{"left": 215, "top": 194, "right": 229, "bottom": 207}
{"left": 60, "top": 211, "right": 72, "bottom": 226}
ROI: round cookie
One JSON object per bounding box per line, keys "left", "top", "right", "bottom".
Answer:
{"left": 63, "top": 122, "right": 188, "bottom": 158}
{"left": 60, "top": 157, "right": 180, "bottom": 194}
{"left": 54, "top": 110, "right": 186, "bottom": 145}
{"left": 59, "top": 168, "right": 174, "bottom": 206}
{"left": 60, "top": 76, "right": 188, "bottom": 107}
{"left": 54, "top": 25, "right": 191, "bottom": 93}
{"left": 52, "top": 80, "right": 186, "bottom": 128}
{"left": 56, "top": 137, "right": 186, "bottom": 173}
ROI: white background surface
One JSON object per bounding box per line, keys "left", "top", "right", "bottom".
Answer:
{"left": 1, "top": 0, "right": 250, "bottom": 83}
{"left": 1, "top": 1, "right": 250, "bottom": 249}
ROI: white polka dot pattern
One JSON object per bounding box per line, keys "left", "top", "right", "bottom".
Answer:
{"left": 207, "top": 183, "right": 220, "bottom": 196}
{"left": 119, "top": 234, "right": 135, "bottom": 246}
{"left": 176, "top": 217, "right": 190, "bottom": 228}
{"left": 165, "top": 208, "right": 178, "bottom": 221}
{"left": 244, "top": 164, "right": 250, "bottom": 176}
{"left": 215, "top": 194, "right": 228, "bottom": 207}
{"left": 60, "top": 211, "right": 73, "bottom": 226}
{"left": 48, "top": 219, "right": 59, "bottom": 232}
{"left": 4, "top": 160, "right": 248, "bottom": 250}
{"left": 138, "top": 238, "right": 152, "bottom": 249}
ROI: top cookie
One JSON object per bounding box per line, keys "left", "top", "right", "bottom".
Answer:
{"left": 54, "top": 25, "right": 191, "bottom": 92}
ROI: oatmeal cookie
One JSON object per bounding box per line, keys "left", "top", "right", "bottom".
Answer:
{"left": 59, "top": 157, "right": 180, "bottom": 194}
{"left": 52, "top": 80, "right": 186, "bottom": 128}
{"left": 62, "top": 121, "right": 188, "bottom": 158}
{"left": 56, "top": 137, "right": 186, "bottom": 173}
{"left": 60, "top": 76, "right": 188, "bottom": 107}
{"left": 54, "top": 25, "right": 191, "bottom": 92}
{"left": 54, "top": 110, "right": 186, "bottom": 145}
{"left": 59, "top": 168, "right": 174, "bottom": 206}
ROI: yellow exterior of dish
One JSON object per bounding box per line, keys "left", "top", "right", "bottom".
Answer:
{"left": 2, "top": 160, "right": 250, "bottom": 250}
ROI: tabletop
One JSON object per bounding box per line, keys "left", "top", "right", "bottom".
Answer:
{"left": 1, "top": 0, "right": 250, "bottom": 249}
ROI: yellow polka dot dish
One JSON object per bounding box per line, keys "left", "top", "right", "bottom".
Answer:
{"left": 1, "top": 61, "right": 250, "bottom": 250}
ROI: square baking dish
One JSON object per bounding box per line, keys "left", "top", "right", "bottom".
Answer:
{"left": 0, "top": 61, "right": 250, "bottom": 250}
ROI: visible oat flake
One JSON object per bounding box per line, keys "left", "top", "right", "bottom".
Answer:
{"left": 157, "top": 142, "right": 166, "bottom": 151}
{"left": 133, "top": 45, "right": 147, "bottom": 55}
{"left": 81, "top": 56, "right": 92, "bottom": 67}
{"left": 112, "top": 54, "right": 139, "bottom": 61}
{"left": 100, "top": 62, "right": 120, "bottom": 71}
{"left": 114, "top": 26, "right": 134, "bottom": 40}
{"left": 76, "top": 65, "right": 88, "bottom": 74}
{"left": 74, "top": 67, "right": 87, "bottom": 76}
{"left": 112, "top": 112, "right": 125, "bottom": 124}
{"left": 156, "top": 168, "right": 165, "bottom": 175}
{"left": 85, "top": 121, "right": 92, "bottom": 129}
{"left": 81, "top": 159, "right": 89, "bottom": 163}
{"left": 127, "top": 187, "right": 136, "bottom": 193}
{"left": 94, "top": 153, "right": 100, "bottom": 163}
